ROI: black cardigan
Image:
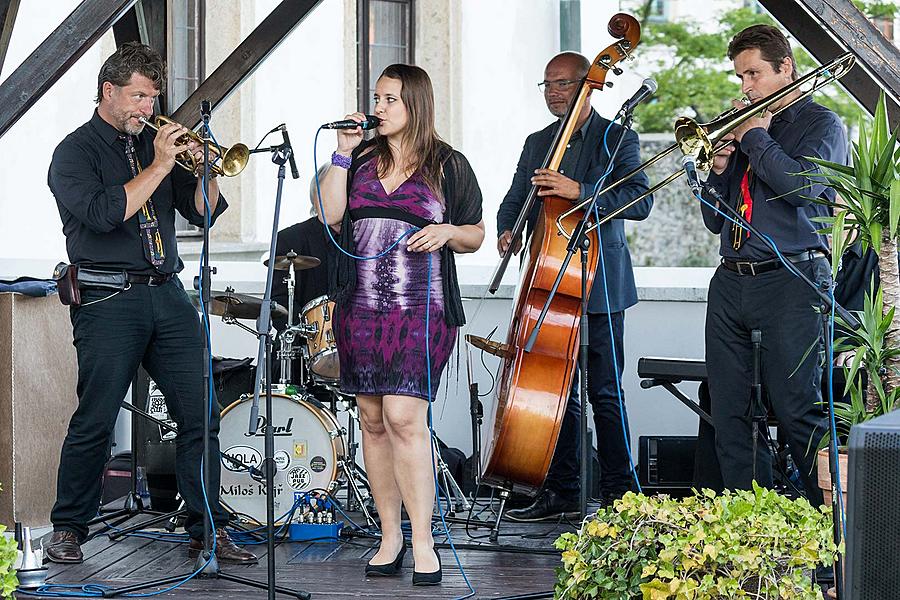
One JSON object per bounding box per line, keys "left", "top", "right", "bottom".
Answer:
{"left": 327, "top": 139, "right": 483, "bottom": 326}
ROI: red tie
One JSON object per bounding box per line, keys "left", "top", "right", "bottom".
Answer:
{"left": 732, "top": 166, "right": 753, "bottom": 250}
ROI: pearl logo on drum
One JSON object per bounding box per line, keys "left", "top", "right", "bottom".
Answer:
{"left": 245, "top": 415, "right": 294, "bottom": 437}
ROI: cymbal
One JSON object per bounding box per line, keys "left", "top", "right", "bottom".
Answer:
{"left": 208, "top": 290, "right": 288, "bottom": 320}
{"left": 264, "top": 253, "right": 321, "bottom": 271}
{"left": 465, "top": 334, "right": 511, "bottom": 359}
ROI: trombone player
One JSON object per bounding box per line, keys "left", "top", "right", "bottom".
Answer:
{"left": 699, "top": 25, "right": 847, "bottom": 505}
{"left": 46, "top": 42, "right": 255, "bottom": 565}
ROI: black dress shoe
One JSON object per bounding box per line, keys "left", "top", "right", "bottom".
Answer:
{"left": 505, "top": 489, "right": 580, "bottom": 522}
{"left": 412, "top": 549, "right": 441, "bottom": 586}
{"left": 365, "top": 544, "right": 406, "bottom": 577}
{"left": 45, "top": 530, "right": 83, "bottom": 564}
{"left": 188, "top": 528, "right": 258, "bottom": 564}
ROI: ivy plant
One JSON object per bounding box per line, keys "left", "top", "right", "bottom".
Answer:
{"left": 554, "top": 484, "right": 837, "bottom": 599}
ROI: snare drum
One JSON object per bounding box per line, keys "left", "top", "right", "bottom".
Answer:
{"left": 300, "top": 295, "right": 339, "bottom": 382}
{"left": 218, "top": 392, "right": 345, "bottom": 524}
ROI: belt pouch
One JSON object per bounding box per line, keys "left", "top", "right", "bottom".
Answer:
{"left": 53, "top": 262, "right": 81, "bottom": 306}
{"left": 76, "top": 267, "right": 128, "bottom": 291}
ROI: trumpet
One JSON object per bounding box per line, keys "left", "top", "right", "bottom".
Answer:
{"left": 555, "top": 52, "right": 856, "bottom": 239}
{"left": 138, "top": 115, "right": 250, "bottom": 177}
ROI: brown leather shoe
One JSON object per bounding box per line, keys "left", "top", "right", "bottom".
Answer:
{"left": 45, "top": 530, "right": 83, "bottom": 564}
{"left": 189, "top": 528, "right": 258, "bottom": 565}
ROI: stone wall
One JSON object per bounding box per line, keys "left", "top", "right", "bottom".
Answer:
{"left": 624, "top": 136, "right": 721, "bottom": 267}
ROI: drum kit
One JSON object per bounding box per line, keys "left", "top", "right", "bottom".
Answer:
{"left": 204, "top": 252, "right": 374, "bottom": 527}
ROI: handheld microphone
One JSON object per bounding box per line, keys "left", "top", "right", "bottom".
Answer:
{"left": 619, "top": 78, "right": 657, "bottom": 116}
{"left": 682, "top": 155, "right": 704, "bottom": 196}
{"left": 278, "top": 124, "right": 300, "bottom": 180}
{"left": 322, "top": 115, "right": 381, "bottom": 130}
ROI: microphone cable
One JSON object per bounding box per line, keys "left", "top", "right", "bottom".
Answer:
{"left": 312, "top": 127, "right": 476, "bottom": 599}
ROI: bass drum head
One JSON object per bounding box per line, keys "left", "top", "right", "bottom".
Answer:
{"left": 219, "top": 392, "right": 345, "bottom": 524}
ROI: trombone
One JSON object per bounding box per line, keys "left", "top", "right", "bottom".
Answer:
{"left": 138, "top": 115, "right": 251, "bottom": 177}
{"left": 555, "top": 52, "right": 856, "bottom": 239}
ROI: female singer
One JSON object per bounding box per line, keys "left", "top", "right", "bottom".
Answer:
{"left": 317, "top": 64, "right": 484, "bottom": 585}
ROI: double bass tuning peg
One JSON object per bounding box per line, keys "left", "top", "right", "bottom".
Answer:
{"left": 612, "top": 67, "right": 623, "bottom": 76}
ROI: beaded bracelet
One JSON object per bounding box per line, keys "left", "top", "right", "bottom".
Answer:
{"left": 331, "top": 151, "right": 352, "bottom": 169}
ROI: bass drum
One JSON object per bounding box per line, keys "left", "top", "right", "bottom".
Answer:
{"left": 218, "top": 392, "right": 345, "bottom": 524}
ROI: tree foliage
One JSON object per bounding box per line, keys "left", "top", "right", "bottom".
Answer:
{"left": 624, "top": 1, "right": 885, "bottom": 133}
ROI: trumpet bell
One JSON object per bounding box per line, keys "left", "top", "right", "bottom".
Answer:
{"left": 221, "top": 143, "right": 250, "bottom": 177}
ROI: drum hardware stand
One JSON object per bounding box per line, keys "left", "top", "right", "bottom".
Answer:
{"left": 432, "top": 433, "right": 471, "bottom": 516}
{"left": 100, "top": 400, "right": 260, "bottom": 541}
{"left": 87, "top": 373, "right": 170, "bottom": 537}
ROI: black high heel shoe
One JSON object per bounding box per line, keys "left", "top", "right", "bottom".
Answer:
{"left": 412, "top": 549, "right": 441, "bottom": 586}
{"left": 365, "top": 544, "right": 406, "bottom": 577}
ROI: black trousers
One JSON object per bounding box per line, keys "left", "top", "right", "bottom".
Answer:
{"left": 544, "top": 311, "right": 633, "bottom": 499}
{"left": 705, "top": 259, "right": 829, "bottom": 506}
{"left": 51, "top": 278, "right": 228, "bottom": 541}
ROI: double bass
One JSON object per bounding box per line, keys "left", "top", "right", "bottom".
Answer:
{"left": 478, "top": 14, "right": 642, "bottom": 494}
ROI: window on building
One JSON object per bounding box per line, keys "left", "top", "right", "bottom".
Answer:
{"left": 646, "top": 0, "right": 669, "bottom": 23}
{"left": 167, "top": 0, "right": 205, "bottom": 236}
{"left": 357, "top": 0, "right": 414, "bottom": 114}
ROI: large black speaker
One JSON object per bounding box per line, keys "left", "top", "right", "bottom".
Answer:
{"left": 638, "top": 436, "right": 696, "bottom": 494}
{"left": 846, "top": 409, "right": 900, "bottom": 599}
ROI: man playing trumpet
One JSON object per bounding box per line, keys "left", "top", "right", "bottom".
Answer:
{"left": 46, "top": 42, "right": 255, "bottom": 565}
{"left": 699, "top": 25, "right": 848, "bottom": 505}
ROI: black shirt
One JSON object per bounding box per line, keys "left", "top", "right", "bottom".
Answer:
{"left": 701, "top": 97, "right": 847, "bottom": 260}
{"left": 272, "top": 217, "right": 332, "bottom": 331}
{"left": 48, "top": 110, "right": 228, "bottom": 275}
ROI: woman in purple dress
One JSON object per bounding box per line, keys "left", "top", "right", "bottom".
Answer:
{"left": 318, "top": 64, "right": 484, "bottom": 585}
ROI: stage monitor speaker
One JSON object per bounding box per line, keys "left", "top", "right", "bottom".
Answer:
{"left": 845, "top": 408, "right": 900, "bottom": 599}
{"left": 638, "top": 436, "right": 696, "bottom": 493}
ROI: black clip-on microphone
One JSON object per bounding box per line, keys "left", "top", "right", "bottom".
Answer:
{"left": 278, "top": 124, "right": 300, "bottom": 180}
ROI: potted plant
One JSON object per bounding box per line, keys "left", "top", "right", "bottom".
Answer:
{"left": 808, "top": 93, "right": 900, "bottom": 501}
{"left": 553, "top": 485, "right": 836, "bottom": 599}
{"left": 0, "top": 484, "right": 19, "bottom": 599}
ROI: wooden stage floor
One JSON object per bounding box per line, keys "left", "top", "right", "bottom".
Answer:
{"left": 22, "top": 512, "right": 570, "bottom": 599}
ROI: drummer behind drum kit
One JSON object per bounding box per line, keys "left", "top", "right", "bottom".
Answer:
{"left": 201, "top": 252, "right": 375, "bottom": 527}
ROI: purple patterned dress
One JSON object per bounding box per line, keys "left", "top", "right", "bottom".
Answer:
{"left": 334, "top": 159, "right": 457, "bottom": 400}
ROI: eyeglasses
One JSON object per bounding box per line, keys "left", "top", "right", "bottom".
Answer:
{"left": 537, "top": 79, "right": 581, "bottom": 92}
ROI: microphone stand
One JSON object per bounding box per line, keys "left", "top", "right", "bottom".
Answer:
{"left": 700, "top": 182, "right": 852, "bottom": 598}
{"left": 108, "top": 108, "right": 308, "bottom": 600}
{"left": 236, "top": 137, "right": 309, "bottom": 600}
{"left": 524, "top": 108, "right": 637, "bottom": 520}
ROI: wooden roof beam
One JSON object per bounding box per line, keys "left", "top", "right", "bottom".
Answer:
{"left": 759, "top": 0, "right": 900, "bottom": 128}
{"left": 0, "top": 0, "right": 20, "bottom": 76}
{"left": 0, "top": 0, "right": 138, "bottom": 139}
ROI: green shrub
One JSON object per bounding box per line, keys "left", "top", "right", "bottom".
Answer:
{"left": 554, "top": 484, "right": 837, "bottom": 599}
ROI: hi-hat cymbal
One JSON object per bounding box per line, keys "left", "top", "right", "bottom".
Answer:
{"left": 263, "top": 254, "right": 321, "bottom": 271}
{"left": 207, "top": 290, "right": 288, "bottom": 320}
